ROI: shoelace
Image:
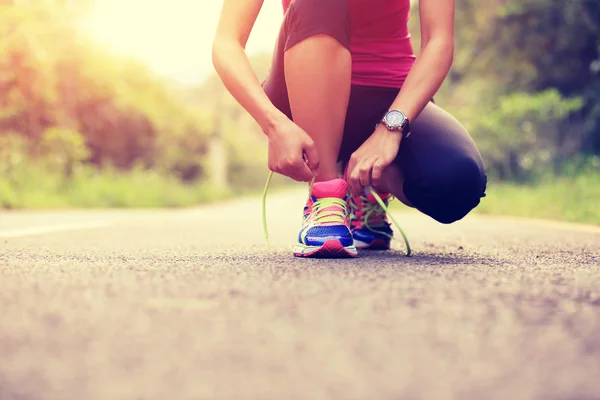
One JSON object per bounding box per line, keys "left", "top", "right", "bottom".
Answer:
{"left": 351, "top": 194, "right": 411, "bottom": 256}
{"left": 350, "top": 195, "right": 388, "bottom": 230}
{"left": 309, "top": 197, "right": 348, "bottom": 224}
{"left": 262, "top": 171, "right": 411, "bottom": 256}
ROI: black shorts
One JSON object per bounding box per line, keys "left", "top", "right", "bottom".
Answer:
{"left": 262, "top": 0, "right": 487, "bottom": 224}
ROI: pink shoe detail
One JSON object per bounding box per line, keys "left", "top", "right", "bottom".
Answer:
{"left": 311, "top": 179, "right": 348, "bottom": 199}
{"left": 350, "top": 192, "right": 391, "bottom": 230}
{"left": 294, "top": 240, "right": 357, "bottom": 258}
{"left": 303, "top": 179, "right": 350, "bottom": 226}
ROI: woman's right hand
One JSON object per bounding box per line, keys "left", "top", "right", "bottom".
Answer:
{"left": 267, "top": 119, "right": 320, "bottom": 182}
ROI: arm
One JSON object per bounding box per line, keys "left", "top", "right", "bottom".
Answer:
{"left": 347, "top": 0, "right": 455, "bottom": 195}
{"left": 389, "top": 0, "right": 455, "bottom": 122}
{"left": 212, "top": 0, "right": 284, "bottom": 135}
{"left": 212, "top": 0, "right": 318, "bottom": 181}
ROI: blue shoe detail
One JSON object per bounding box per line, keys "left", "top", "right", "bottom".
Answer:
{"left": 349, "top": 193, "right": 394, "bottom": 250}
{"left": 294, "top": 179, "right": 358, "bottom": 258}
{"left": 352, "top": 226, "right": 392, "bottom": 248}
{"left": 301, "top": 225, "right": 354, "bottom": 247}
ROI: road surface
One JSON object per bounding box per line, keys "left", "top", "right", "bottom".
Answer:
{"left": 1, "top": 190, "right": 599, "bottom": 400}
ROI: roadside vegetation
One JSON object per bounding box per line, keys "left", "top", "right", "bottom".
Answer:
{"left": 0, "top": 0, "right": 598, "bottom": 225}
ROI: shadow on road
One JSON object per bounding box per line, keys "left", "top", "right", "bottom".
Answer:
{"left": 342, "top": 250, "right": 506, "bottom": 267}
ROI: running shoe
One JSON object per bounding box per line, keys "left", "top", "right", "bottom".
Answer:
{"left": 349, "top": 192, "right": 394, "bottom": 250}
{"left": 293, "top": 178, "right": 358, "bottom": 258}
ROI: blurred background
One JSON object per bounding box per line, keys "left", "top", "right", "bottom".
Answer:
{"left": 0, "top": 0, "right": 598, "bottom": 225}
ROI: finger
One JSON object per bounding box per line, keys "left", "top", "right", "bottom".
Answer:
{"left": 348, "top": 163, "right": 363, "bottom": 196}
{"left": 346, "top": 154, "right": 358, "bottom": 181}
{"left": 371, "top": 159, "right": 385, "bottom": 188}
{"left": 278, "top": 160, "right": 296, "bottom": 181}
{"left": 296, "top": 161, "right": 315, "bottom": 182}
{"left": 279, "top": 164, "right": 294, "bottom": 180}
{"left": 270, "top": 164, "right": 282, "bottom": 176}
{"left": 285, "top": 169, "right": 305, "bottom": 183}
{"left": 358, "top": 160, "right": 373, "bottom": 190}
{"left": 302, "top": 140, "right": 320, "bottom": 174}
{"left": 285, "top": 159, "right": 313, "bottom": 182}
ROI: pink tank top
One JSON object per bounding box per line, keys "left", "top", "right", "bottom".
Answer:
{"left": 281, "top": 0, "right": 416, "bottom": 88}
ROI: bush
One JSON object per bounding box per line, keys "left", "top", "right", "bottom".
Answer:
{"left": 457, "top": 90, "right": 584, "bottom": 181}
{"left": 0, "top": 160, "right": 229, "bottom": 209}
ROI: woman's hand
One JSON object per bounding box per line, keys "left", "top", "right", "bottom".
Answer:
{"left": 267, "top": 119, "right": 320, "bottom": 182}
{"left": 347, "top": 125, "right": 402, "bottom": 195}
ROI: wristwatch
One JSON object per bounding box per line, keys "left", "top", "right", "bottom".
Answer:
{"left": 379, "top": 109, "right": 411, "bottom": 139}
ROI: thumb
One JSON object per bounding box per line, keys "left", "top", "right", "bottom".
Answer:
{"left": 302, "top": 140, "right": 320, "bottom": 174}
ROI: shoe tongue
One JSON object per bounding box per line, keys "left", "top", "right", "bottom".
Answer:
{"left": 312, "top": 179, "right": 348, "bottom": 199}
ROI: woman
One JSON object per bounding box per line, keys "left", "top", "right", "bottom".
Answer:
{"left": 212, "top": 0, "right": 487, "bottom": 258}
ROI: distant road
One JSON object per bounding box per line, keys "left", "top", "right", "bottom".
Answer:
{"left": 1, "top": 191, "right": 599, "bottom": 400}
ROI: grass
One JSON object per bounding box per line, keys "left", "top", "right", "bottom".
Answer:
{"left": 2, "top": 160, "right": 598, "bottom": 228}
{"left": 476, "top": 173, "right": 600, "bottom": 225}
{"left": 0, "top": 164, "right": 231, "bottom": 209}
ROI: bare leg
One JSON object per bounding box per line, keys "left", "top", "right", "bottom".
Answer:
{"left": 285, "top": 35, "right": 352, "bottom": 182}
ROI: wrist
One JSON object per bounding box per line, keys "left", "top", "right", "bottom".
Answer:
{"left": 259, "top": 107, "right": 288, "bottom": 138}
{"left": 380, "top": 109, "right": 411, "bottom": 139}
{"left": 375, "top": 123, "right": 403, "bottom": 145}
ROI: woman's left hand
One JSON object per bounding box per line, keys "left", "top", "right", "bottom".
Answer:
{"left": 347, "top": 124, "right": 402, "bottom": 196}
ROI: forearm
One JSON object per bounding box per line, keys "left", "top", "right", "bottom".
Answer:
{"left": 390, "top": 38, "right": 454, "bottom": 123}
{"left": 212, "top": 38, "right": 286, "bottom": 136}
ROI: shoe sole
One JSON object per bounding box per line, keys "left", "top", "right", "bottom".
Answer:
{"left": 354, "top": 239, "right": 391, "bottom": 251}
{"left": 294, "top": 240, "right": 358, "bottom": 258}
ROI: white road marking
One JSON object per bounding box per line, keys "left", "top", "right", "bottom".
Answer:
{"left": 0, "top": 221, "right": 112, "bottom": 238}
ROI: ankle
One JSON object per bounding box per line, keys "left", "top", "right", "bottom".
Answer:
{"left": 314, "top": 169, "right": 339, "bottom": 182}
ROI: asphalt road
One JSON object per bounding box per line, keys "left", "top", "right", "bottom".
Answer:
{"left": 1, "top": 190, "right": 599, "bottom": 400}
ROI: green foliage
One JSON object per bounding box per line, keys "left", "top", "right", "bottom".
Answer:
{"left": 477, "top": 169, "right": 600, "bottom": 226}
{"left": 409, "top": 0, "right": 600, "bottom": 182}
{"left": 1, "top": 0, "right": 598, "bottom": 216}
{"left": 0, "top": 0, "right": 221, "bottom": 209}
{"left": 39, "top": 127, "right": 90, "bottom": 177}
{"left": 0, "top": 161, "right": 229, "bottom": 209}
{"left": 467, "top": 90, "right": 584, "bottom": 180}
{"left": 0, "top": 0, "right": 210, "bottom": 175}
{"left": 0, "top": 132, "right": 28, "bottom": 178}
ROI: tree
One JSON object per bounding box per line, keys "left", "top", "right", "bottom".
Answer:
{"left": 409, "top": 0, "right": 600, "bottom": 179}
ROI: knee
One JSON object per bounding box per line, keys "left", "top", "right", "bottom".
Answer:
{"left": 407, "top": 157, "right": 487, "bottom": 225}
{"left": 287, "top": 0, "right": 351, "bottom": 46}
{"left": 433, "top": 157, "right": 487, "bottom": 224}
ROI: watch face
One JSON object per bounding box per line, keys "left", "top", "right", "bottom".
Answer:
{"left": 385, "top": 110, "right": 405, "bottom": 127}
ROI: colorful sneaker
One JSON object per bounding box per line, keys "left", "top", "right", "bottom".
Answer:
{"left": 349, "top": 192, "right": 394, "bottom": 250}
{"left": 294, "top": 179, "right": 358, "bottom": 258}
